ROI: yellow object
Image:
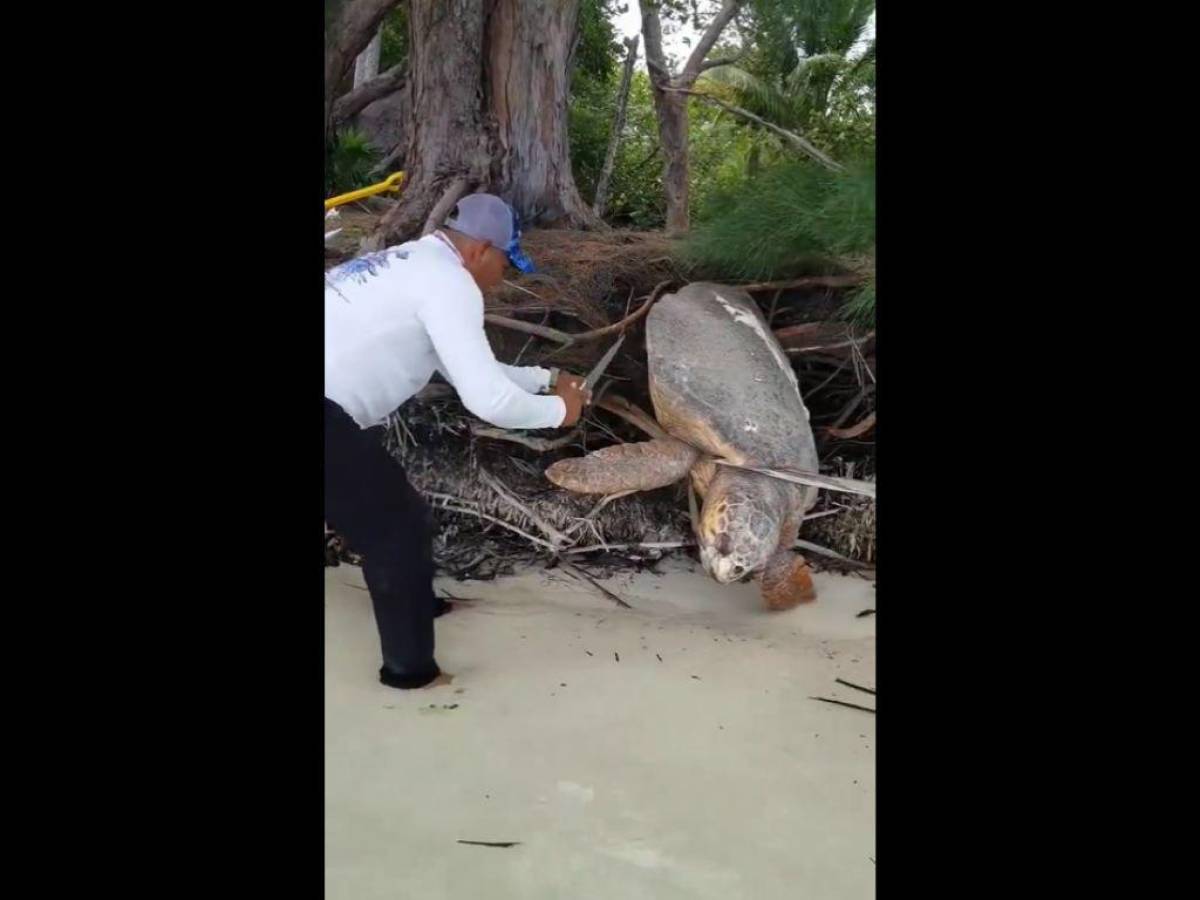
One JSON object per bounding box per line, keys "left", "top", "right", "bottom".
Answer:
{"left": 325, "top": 171, "right": 405, "bottom": 211}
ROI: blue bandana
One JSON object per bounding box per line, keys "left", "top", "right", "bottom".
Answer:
{"left": 506, "top": 209, "right": 536, "bottom": 274}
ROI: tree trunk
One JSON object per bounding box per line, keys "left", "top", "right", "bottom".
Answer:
{"left": 369, "top": 0, "right": 597, "bottom": 249}
{"left": 592, "top": 36, "right": 639, "bottom": 220}
{"left": 638, "top": 0, "right": 744, "bottom": 234}
{"left": 367, "top": 0, "right": 492, "bottom": 247}
{"left": 353, "top": 28, "right": 382, "bottom": 87}
{"left": 654, "top": 91, "right": 690, "bottom": 233}
{"left": 325, "top": 0, "right": 402, "bottom": 137}
{"left": 486, "top": 1, "right": 597, "bottom": 228}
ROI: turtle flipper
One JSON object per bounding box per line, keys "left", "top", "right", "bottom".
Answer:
{"left": 760, "top": 550, "right": 817, "bottom": 610}
{"left": 546, "top": 439, "right": 700, "bottom": 494}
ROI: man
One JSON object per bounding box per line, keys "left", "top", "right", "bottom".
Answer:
{"left": 325, "top": 193, "right": 590, "bottom": 689}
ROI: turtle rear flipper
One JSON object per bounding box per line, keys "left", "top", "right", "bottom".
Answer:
{"left": 546, "top": 439, "right": 700, "bottom": 494}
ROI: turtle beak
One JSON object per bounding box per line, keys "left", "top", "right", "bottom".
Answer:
{"left": 700, "top": 547, "right": 744, "bottom": 584}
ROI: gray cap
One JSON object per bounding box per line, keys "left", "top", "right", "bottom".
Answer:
{"left": 444, "top": 193, "right": 535, "bottom": 272}
{"left": 446, "top": 193, "right": 514, "bottom": 250}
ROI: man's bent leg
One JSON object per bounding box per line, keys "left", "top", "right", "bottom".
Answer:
{"left": 324, "top": 398, "right": 440, "bottom": 688}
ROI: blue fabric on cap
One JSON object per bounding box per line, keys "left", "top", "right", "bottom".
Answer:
{"left": 506, "top": 208, "right": 536, "bottom": 273}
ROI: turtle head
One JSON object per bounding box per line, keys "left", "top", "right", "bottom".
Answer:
{"left": 695, "top": 469, "right": 787, "bottom": 584}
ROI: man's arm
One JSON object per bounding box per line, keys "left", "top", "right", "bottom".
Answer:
{"left": 418, "top": 282, "right": 566, "bottom": 430}
{"left": 498, "top": 363, "right": 553, "bottom": 394}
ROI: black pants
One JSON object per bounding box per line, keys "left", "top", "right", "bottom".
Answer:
{"left": 324, "top": 397, "right": 440, "bottom": 688}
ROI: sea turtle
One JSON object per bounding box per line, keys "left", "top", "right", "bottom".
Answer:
{"left": 546, "top": 282, "right": 820, "bottom": 610}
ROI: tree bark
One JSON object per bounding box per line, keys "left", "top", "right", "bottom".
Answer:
{"left": 367, "top": 0, "right": 492, "bottom": 248}
{"left": 369, "top": 0, "right": 597, "bottom": 250}
{"left": 592, "top": 36, "right": 639, "bottom": 220}
{"left": 330, "top": 63, "right": 406, "bottom": 129}
{"left": 638, "top": 0, "right": 744, "bottom": 234}
{"left": 353, "top": 28, "right": 382, "bottom": 87}
{"left": 484, "top": 0, "right": 597, "bottom": 227}
{"left": 325, "top": 0, "right": 403, "bottom": 137}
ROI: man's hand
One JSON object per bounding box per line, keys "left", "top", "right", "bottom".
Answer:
{"left": 552, "top": 373, "right": 592, "bottom": 426}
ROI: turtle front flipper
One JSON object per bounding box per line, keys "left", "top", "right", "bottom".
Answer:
{"left": 546, "top": 439, "right": 700, "bottom": 494}
{"left": 761, "top": 550, "right": 817, "bottom": 610}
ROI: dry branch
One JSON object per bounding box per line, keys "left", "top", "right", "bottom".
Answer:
{"left": 471, "top": 425, "right": 583, "bottom": 452}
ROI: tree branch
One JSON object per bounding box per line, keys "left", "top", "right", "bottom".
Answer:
{"left": 421, "top": 176, "right": 470, "bottom": 236}
{"left": 331, "top": 62, "right": 406, "bottom": 127}
{"left": 681, "top": 0, "right": 745, "bottom": 85}
{"left": 471, "top": 425, "right": 583, "bottom": 453}
{"left": 638, "top": 0, "right": 672, "bottom": 87}
{"left": 483, "top": 280, "right": 673, "bottom": 348}
{"left": 698, "top": 53, "right": 743, "bottom": 73}
{"left": 593, "top": 36, "right": 640, "bottom": 218}
{"left": 325, "top": 0, "right": 403, "bottom": 130}
{"left": 667, "top": 86, "right": 844, "bottom": 172}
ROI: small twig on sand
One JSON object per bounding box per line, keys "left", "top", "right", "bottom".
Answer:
{"left": 457, "top": 840, "right": 521, "bottom": 848}
{"left": 810, "top": 696, "right": 876, "bottom": 714}
{"left": 560, "top": 561, "right": 633, "bottom": 609}
{"left": 835, "top": 678, "right": 876, "bottom": 696}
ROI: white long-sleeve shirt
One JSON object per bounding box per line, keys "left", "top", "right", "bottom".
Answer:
{"left": 325, "top": 233, "right": 566, "bottom": 430}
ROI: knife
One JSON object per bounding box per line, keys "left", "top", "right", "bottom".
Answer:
{"left": 581, "top": 334, "right": 625, "bottom": 399}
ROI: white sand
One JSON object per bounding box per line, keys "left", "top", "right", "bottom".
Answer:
{"left": 326, "top": 558, "right": 876, "bottom": 899}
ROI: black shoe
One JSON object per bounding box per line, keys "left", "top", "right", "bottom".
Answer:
{"left": 379, "top": 662, "right": 441, "bottom": 690}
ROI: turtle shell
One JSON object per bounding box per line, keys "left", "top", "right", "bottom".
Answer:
{"left": 645, "top": 283, "right": 818, "bottom": 474}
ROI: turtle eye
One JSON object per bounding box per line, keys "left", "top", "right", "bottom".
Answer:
{"left": 732, "top": 564, "right": 745, "bottom": 578}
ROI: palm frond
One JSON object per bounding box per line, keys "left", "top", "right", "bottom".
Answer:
{"left": 700, "top": 66, "right": 800, "bottom": 129}
{"left": 796, "top": 0, "right": 876, "bottom": 57}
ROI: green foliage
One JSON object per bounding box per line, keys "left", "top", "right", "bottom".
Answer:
{"left": 679, "top": 158, "right": 875, "bottom": 318}
{"left": 842, "top": 278, "right": 874, "bottom": 325}
{"left": 575, "top": 0, "right": 622, "bottom": 83}
{"left": 326, "top": 127, "right": 381, "bottom": 195}
{"left": 379, "top": 5, "right": 409, "bottom": 71}
{"left": 793, "top": 0, "right": 875, "bottom": 57}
